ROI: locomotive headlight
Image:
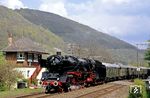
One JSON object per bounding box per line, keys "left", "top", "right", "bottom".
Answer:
{"left": 41, "top": 77, "right": 45, "bottom": 81}
{"left": 57, "top": 78, "right": 60, "bottom": 81}
{"left": 53, "top": 81, "right": 58, "bottom": 86}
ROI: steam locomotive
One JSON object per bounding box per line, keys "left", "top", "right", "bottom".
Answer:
{"left": 40, "top": 54, "right": 150, "bottom": 93}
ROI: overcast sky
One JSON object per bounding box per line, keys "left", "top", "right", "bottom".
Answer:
{"left": 0, "top": 0, "right": 150, "bottom": 45}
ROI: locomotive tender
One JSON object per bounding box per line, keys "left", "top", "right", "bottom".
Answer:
{"left": 40, "top": 54, "right": 150, "bottom": 93}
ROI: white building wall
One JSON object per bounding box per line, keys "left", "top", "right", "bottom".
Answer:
{"left": 15, "top": 68, "right": 36, "bottom": 79}
{"left": 15, "top": 68, "right": 46, "bottom": 80}
{"left": 37, "top": 68, "right": 46, "bottom": 80}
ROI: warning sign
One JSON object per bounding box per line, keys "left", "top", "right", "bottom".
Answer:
{"left": 129, "top": 85, "right": 142, "bottom": 97}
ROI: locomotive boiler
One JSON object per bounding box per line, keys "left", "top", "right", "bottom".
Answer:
{"left": 40, "top": 55, "right": 99, "bottom": 93}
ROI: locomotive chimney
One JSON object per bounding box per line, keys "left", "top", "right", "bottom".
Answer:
{"left": 8, "top": 32, "right": 13, "bottom": 46}
{"left": 56, "top": 51, "right": 61, "bottom": 55}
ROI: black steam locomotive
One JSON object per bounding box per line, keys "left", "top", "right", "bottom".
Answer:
{"left": 40, "top": 54, "right": 150, "bottom": 93}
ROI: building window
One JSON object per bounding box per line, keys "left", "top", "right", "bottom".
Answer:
{"left": 17, "top": 52, "right": 25, "bottom": 62}
{"left": 28, "top": 54, "right": 33, "bottom": 62}
{"left": 27, "top": 70, "right": 30, "bottom": 77}
{"left": 34, "top": 54, "right": 38, "bottom": 62}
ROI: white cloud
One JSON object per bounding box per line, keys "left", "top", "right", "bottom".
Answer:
{"left": 102, "top": 0, "right": 130, "bottom": 5}
{"left": 0, "top": 0, "right": 149, "bottom": 43}
{"left": 65, "top": 0, "right": 150, "bottom": 38}
{"left": 0, "top": 0, "right": 26, "bottom": 9}
{"left": 39, "top": 0, "right": 68, "bottom": 17}
{"left": 38, "top": 0, "right": 150, "bottom": 43}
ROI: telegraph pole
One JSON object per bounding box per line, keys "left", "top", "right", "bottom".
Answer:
{"left": 136, "top": 44, "right": 139, "bottom": 78}
{"left": 67, "top": 43, "right": 75, "bottom": 56}
{"left": 136, "top": 42, "right": 150, "bottom": 78}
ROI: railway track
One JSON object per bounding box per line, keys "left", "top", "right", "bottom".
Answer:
{"left": 75, "top": 84, "right": 125, "bottom": 98}
{"left": 15, "top": 83, "right": 126, "bottom": 98}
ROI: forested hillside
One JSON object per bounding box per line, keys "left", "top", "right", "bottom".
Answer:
{"left": 0, "top": 6, "right": 145, "bottom": 64}
{"left": 17, "top": 9, "right": 136, "bottom": 49}
{"left": 0, "top": 6, "right": 63, "bottom": 53}
{"left": 16, "top": 9, "right": 143, "bottom": 64}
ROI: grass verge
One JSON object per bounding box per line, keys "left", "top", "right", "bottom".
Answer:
{"left": 0, "top": 88, "right": 44, "bottom": 98}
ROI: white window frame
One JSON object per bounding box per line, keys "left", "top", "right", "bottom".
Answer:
{"left": 28, "top": 53, "right": 33, "bottom": 62}
{"left": 17, "top": 52, "right": 25, "bottom": 62}
{"left": 34, "top": 54, "right": 38, "bottom": 62}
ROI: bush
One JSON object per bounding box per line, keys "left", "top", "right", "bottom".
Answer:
{"left": 0, "top": 52, "right": 23, "bottom": 91}
{"left": 0, "top": 83, "right": 7, "bottom": 91}
{"left": 128, "top": 79, "right": 148, "bottom": 98}
{"left": 22, "top": 79, "right": 30, "bottom": 87}
{"left": 31, "top": 79, "right": 38, "bottom": 86}
{"left": 134, "top": 79, "right": 147, "bottom": 98}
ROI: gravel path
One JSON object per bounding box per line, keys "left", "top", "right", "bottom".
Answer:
{"left": 98, "top": 85, "right": 129, "bottom": 98}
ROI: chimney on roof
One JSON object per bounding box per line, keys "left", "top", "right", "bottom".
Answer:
{"left": 8, "top": 32, "right": 13, "bottom": 46}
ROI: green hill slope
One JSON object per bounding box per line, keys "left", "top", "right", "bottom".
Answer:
{"left": 16, "top": 9, "right": 136, "bottom": 49}
{"left": 0, "top": 6, "right": 63, "bottom": 53}
{"left": 0, "top": 6, "right": 144, "bottom": 64}
{"left": 16, "top": 9, "right": 143, "bottom": 64}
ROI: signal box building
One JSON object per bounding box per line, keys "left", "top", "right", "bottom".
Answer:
{"left": 3, "top": 34, "right": 48, "bottom": 83}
